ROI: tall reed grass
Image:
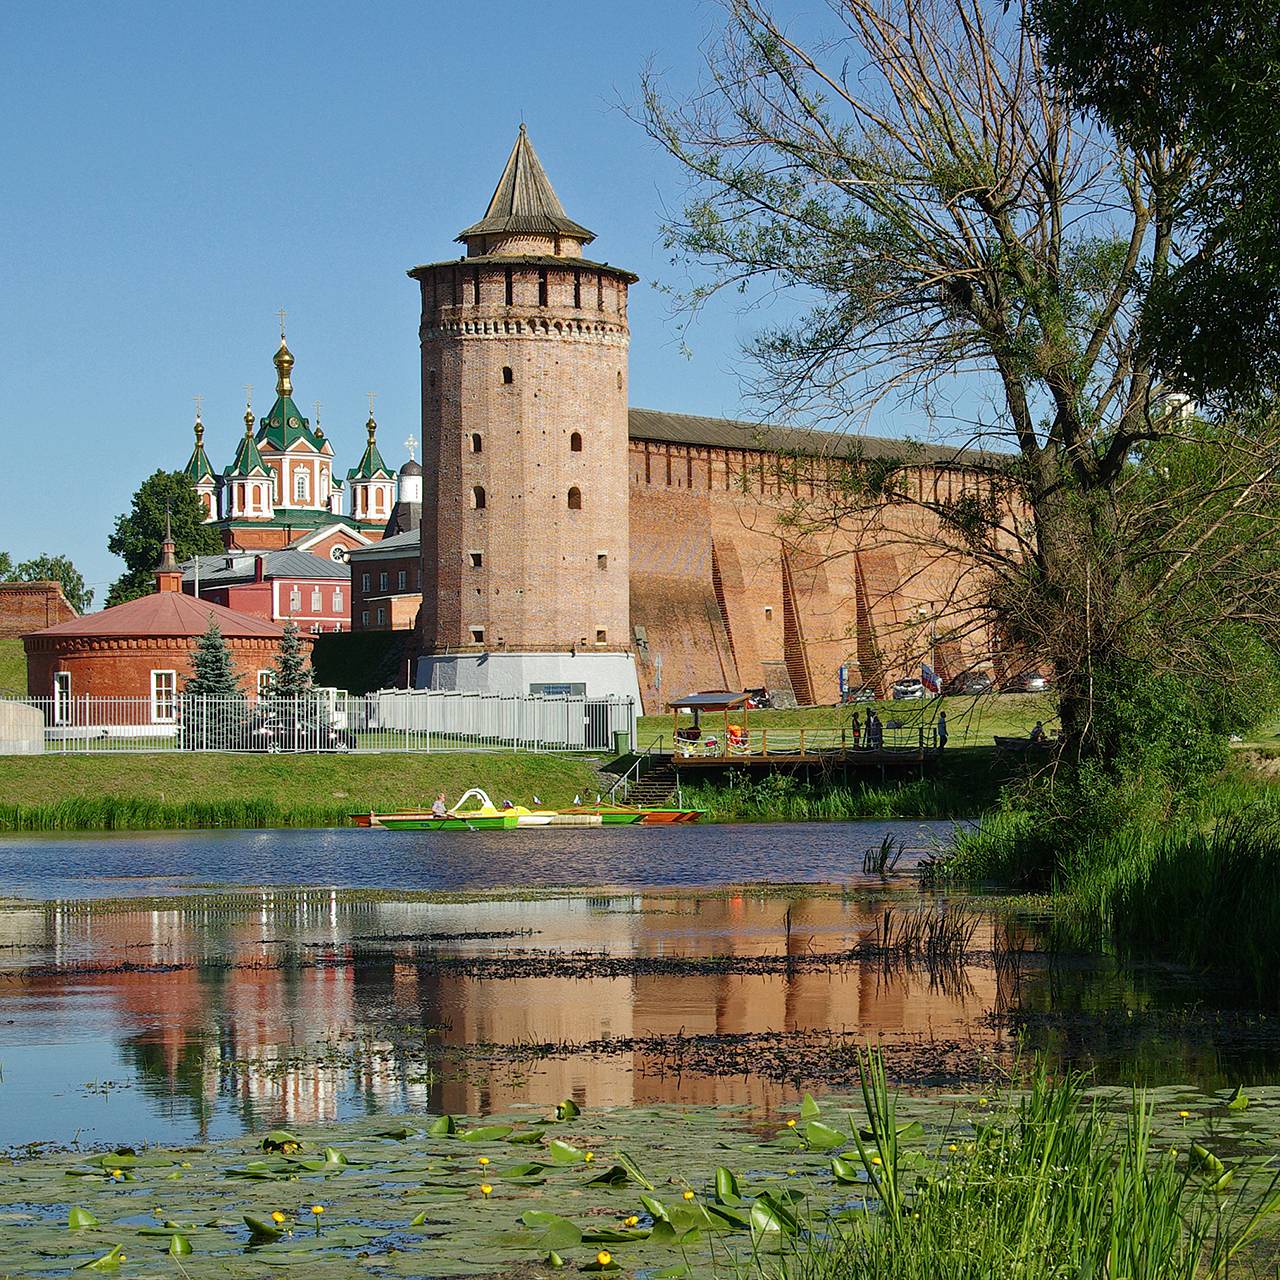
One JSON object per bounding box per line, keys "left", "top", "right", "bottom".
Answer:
{"left": 0, "top": 796, "right": 355, "bottom": 831}
{"left": 684, "top": 770, "right": 990, "bottom": 823}
{"left": 777, "top": 1050, "right": 1280, "bottom": 1280}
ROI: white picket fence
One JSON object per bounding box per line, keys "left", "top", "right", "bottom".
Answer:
{"left": 0, "top": 691, "right": 636, "bottom": 755}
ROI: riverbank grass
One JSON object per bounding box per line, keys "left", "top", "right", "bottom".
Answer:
{"left": 0, "top": 637, "right": 24, "bottom": 695}
{"left": 0, "top": 753, "right": 602, "bottom": 831}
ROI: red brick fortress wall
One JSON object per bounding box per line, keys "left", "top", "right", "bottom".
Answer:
{"left": 0, "top": 582, "right": 77, "bottom": 638}
{"left": 628, "top": 438, "right": 1003, "bottom": 709}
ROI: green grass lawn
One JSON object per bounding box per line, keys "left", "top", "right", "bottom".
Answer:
{"left": 0, "top": 637, "right": 26, "bottom": 696}
{"left": 0, "top": 752, "right": 603, "bottom": 830}
{"left": 637, "top": 691, "right": 1054, "bottom": 751}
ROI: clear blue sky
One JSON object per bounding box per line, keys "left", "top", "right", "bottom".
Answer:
{"left": 0, "top": 1, "right": 801, "bottom": 599}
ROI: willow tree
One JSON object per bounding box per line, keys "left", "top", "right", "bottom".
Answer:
{"left": 640, "top": 0, "right": 1280, "bottom": 765}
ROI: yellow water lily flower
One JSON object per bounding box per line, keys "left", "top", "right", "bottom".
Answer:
{"left": 584, "top": 1151, "right": 595, "bottom": 1162}
{"left": 947, "top": 1143, "right": 958, "bottom": 1153}
{"left": 110, "top": 1169, "right": 123, "bottom": 1179}
{"left": 478, "top": 1156, "right": 490, "bottom": 1166}
{"left": 271, "top": 1211, "right": 286, "bottom": 1224}
{"left": 870, "top": 1155, "right": 882, "bottom": 1166}
{"left": 597, "top": 1251, "right": 612, "bottom": 1266}
{"left": 978, "top": 1097, "right": 989, "bottom": 1107}
{"left": 1178, "top": 1110, "right": 1190, "bottom": 1119}
{"left": 682, "top": 1190, "right": 695, "bottom": 1201}
{"left": 624, "top": 1215, "right": 639, "bottom": 1227}
{"left": 786, "top": 1118, "right": 797, "bottom": 1128}
{"left": 480, "top": 1183, "right": 493, "bottom": 1197}
{"left": 311, "top": 1205, "right": 325, "bottom": 1215}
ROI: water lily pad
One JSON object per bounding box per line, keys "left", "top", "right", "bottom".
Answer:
{"left": 67, "top": 1207, "right": 99, "bottom": 1230}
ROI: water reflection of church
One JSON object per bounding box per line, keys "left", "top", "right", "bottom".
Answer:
{"left": 11, "top": 894, "right": 1005, "bottom": 1134}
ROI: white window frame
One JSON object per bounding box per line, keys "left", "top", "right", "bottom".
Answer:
{"left": 294, "top": 469, "right": 308, "bottom": 503}
{"left": 376, "top": 606, "right": 386, "bottom": 626}
{"left": 53, "top": 671, "right": 71, "bottom": 725}
{"left": 289, "top": 586, "right": 302, "bottom": 612}
{"left": 334, "top": 586, "right": 344, "bottom": 610}
{"left": 150, "top": 669, "right": 177, "bottom": 723}
{"left": 257, "top": 670, "right": 274, "bottom": 699}
{"left": 361, "top": 572, "right": 370, "bottom": 592}
{"left": 397, "top": 569, "right": 407, "bottom": 591}
{"left": 361, "top": 610, "right": 370, "bottom": 626}
{"left": 379, "top": 571, "right": 388, "bottom": 592}
{"left": 310, "top": 586, "right": 322, "bottom": 611}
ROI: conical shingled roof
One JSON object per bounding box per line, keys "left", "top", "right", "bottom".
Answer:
{"left": 347, "top": 416, "right": 392, "bottom": 481}
{"left": 227, "top": 420, "right": 270, "bottom": 477}
{"left": 184, "top": 418, "right": 214, "bottom": 483}
{"left": 457, "top": 124, "right": 594, "bottom": 244}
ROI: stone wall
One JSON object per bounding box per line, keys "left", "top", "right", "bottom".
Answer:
{"left": 628, "top": 438, "right": 1002, "bottom": 709}
{"left": 0, "top": 581, "right": 77, "bottom": 638}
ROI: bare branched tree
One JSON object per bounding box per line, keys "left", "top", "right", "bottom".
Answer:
{"left": 638, "top": 0, "right": 1280, "bottom": 760}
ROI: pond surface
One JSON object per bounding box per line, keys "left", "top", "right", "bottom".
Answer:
{"left": 1, "top": 820, "right": 1276, "bottom": 1152}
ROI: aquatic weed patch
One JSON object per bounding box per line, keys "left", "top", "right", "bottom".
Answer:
{"left": 1, "top": 1059, "right": 1278, "bottom": 1278}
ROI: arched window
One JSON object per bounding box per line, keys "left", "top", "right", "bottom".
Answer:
{"left": 470, "top": 433, "right": 483, "bottom": 453}
{"left": 294, "top": 470, "right": 308, "bottom": 502}
{"left": 567, "top": 487, "right": 582, "bottom": 511}
{"left": 471, "top": 486, "right": 487, "bottom": 510}
{"left": 570, "top": 431, "right": 582, "bottom": 453}
{"left": 617, "top": 370, "right": 623, "bottom": 391}
{"left": 502, "top": 366, "right": 514, "bottom": 385}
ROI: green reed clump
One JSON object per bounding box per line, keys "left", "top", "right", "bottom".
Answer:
{"left": 684, "top": 770, "right": 985, "bottom": 823}
{"left": 778, "top": 1051, "right": 1280, "bottom": 1280}
{"left": 0, "top": 796, "right": 355, "bottom": 831}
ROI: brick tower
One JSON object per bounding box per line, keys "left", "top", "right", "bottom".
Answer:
{"left": 409, "top": 125, "right": 642, "bottom": 706}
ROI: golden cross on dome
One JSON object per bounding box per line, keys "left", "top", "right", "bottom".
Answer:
{"left": 403, "top": 435, "right": 417, "bottom": 462}
{"left": 244, "top": 383, "right": 253, "bottom": 406}
{"left": 367, "top": 391, "right": 378, "bottom": 418}
{"left": 192, "top": 393, "right": 204, "bottom": 420}
{"left": 276, "top": 307, "right": 287, "bottom": 339}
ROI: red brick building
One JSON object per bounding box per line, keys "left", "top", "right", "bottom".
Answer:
{"left": 0, "top": 581, "right": 77, "bottom": 638}
{"left": 182, "top": 550, "right": 350, "bottom": 632}
{"left": 24, "top": 532, "right": 293, "bottom": 717}
{"left": 347, "top": 530, "right": 421, "bottom": 631}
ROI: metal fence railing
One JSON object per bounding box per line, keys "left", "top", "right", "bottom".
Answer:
{"left": 0, "top": 691, "right": 637, "bottom": 756}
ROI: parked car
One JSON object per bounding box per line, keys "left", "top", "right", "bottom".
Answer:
{"left": 1002, "top": 671, "right": 1049, "bottom": 694}
{"left": 843, "top": 684, "right": 878, "bottom": 704}
{"left": 243, "top": 707, "right": 356, "bottom": 752}
{"left": 891, "top": 677, "right": 926, "bottom": 700}
{"left": 945, "top": 669, "right": 993, "bottom": 696}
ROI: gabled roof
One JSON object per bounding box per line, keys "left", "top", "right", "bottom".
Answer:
{"left": 457, "top": 124, "right": 594, "bottom": 245}
{"left": 346, "top": 527, "right": 420, "bottom": 560}
{"left": 181, "top": 550, "right": 350, "bottom": 586}
{"left": 27, "top": 590, "right": 284, "bottom": 641}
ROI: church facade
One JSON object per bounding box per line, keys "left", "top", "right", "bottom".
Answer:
{"left": 408, "top": 127, "right": 1006, "bottom": 712}
{"left": 182, "top": 338, "right": 405, "bottom": 563}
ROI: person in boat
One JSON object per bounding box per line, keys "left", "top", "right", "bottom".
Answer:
{"left": 501, "top": 799, "right": 514, "bottom": 809}
{"left": 431, "top": 792, "right": 448, "bottom": 819}
{"left": 726, "top": 722, "right": 747, "bottom": 751}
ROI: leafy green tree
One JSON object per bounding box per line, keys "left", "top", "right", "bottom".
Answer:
{"left": 107, "top": 471, "right": 222, "bottom": 606}
{"left": 0, "top": 552, "right": 12, "bottom": 580}
{"left": 637, "top": 0, "right": 1280, "bottom": 772}
{"left": 9, "top": 553, "right": 93, "bottom": 613}
{"left": 1030, "top": 0, "right": 1280, "bottom": 408}
{"left": 271, "top": 621, "right": 313, "bottom": 698}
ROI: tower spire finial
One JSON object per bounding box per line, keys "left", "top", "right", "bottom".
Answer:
{"left": 366, "top": 391, "right": 378, "bottom": 442}
{"left": 244, "top": 383, "right": 255, "bottom": 433}
{"left": 193, "top": 394, "right": 204, "bottom": 443}
{"left": 273, "top": 323, "right": 294, "bottom": 397}
{"left": 276, "top": 306, "right": 287, "bottom": 340}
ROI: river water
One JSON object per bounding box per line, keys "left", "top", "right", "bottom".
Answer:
{"left": 0, "top": 820, "right": 1275, "bottom": 1151}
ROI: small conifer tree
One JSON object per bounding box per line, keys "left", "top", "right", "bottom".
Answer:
{"left": 182, "top": 618, "right": 244, "bottom": 749}
{"left": 272, "top": 621, "right": 312, "bottom": 699}
{"left": 185, "top": 619, "right": 243, "bottom": 697}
